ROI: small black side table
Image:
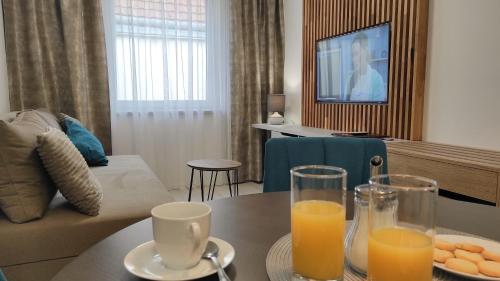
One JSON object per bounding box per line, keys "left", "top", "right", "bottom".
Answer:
{"left": 187, "top": 159, "right": 242, "bottom": 201}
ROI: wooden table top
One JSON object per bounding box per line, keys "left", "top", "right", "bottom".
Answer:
{"left": 187, "top": 159, "right": 242, "bottom": 171}
{"left": 51, "top": 192, "right": 500, "bottom": 281}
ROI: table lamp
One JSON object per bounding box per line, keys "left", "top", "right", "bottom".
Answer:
{"left": 268, "top": 94, "right": 285, "bottom": 125}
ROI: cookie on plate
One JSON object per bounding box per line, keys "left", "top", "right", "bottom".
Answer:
{"left": 445, "top": 258, "right": 479, "bottom": 275}
{"left": 436, "top": 239, "right": 456, "bottom": 252}
{"left": 455, "top": 249, "right": 485, "bottom": 264}
{"left": 456, "top": 243, "right": 484, "bottom": 253}
{"left": 477, "top": 261, "right": 500, "bottom": 278}
{"left": 434, "top": 248, "right": 454, "bottom": 263}
{"left": 482, "top": 250, "right": 500, "bottom": 262}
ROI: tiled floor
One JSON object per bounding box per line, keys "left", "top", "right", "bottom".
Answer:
{"left": 169, "top": 182, "right": 263, "bottom": 202}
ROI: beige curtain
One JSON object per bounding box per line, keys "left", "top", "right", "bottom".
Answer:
{"left": 3, "top": 0, "right": 112, "bottom": 154}
{"left": 231, "top": 0, "right": 284, "bottom": 182}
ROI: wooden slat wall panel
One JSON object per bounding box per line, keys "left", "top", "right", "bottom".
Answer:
{"left": 301, "top": 0, "right": 429, "bottom": 140}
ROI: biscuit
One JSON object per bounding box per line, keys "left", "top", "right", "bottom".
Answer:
{"left": 482, "top": 249, "right": 500, "bottom": 262}
{"left": 436, "top": 239, "right": 456, "bottom": 251}
{"left": 445, "top": 258, "right": 479, "bottom": 275}
{"left": 455, "top": 249, "right": 485, "bottom": 264}
{"left": 434, "top": 248, "right": 454, "bottom": 263}
{"left": 456, "top": 243, "right": 484, "bottom": 253}
{"left": 477, "top": 261, "right": 500, "bottom": 277}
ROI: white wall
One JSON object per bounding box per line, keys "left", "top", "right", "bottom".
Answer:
{"left": 283, "top": 0, "right": 302, "bottom": 125}
{"left": 0, "top": 1, "right": 10, "bottom": 113}
{"left": 1, "top": 0, "right": 497, "bottom": 150}
{"left": 423, "top": 0, "right": 500, "bottom": 151}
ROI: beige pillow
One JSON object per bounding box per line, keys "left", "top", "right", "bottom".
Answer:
{"left": 0, "top": 111, "right": 19, "bottom": 122}
{"left": 0, "top": 111, "right": 57, "bottom": 223}
{"left": 16, "top": 109, "right": 62, "bottom": 131}
{"left": 33, "top": 109, "right": 62, "bottom": 131}
{"left": 37, "top": 127, "right": 102, "bottom": 216}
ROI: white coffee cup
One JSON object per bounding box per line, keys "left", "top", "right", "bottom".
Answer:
{"left": 151, "top": 202, "right": 211, "bottom": 270}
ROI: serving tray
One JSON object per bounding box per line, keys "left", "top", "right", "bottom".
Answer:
{"left": 266, "top": 226, "right": 476, "bottom": 281}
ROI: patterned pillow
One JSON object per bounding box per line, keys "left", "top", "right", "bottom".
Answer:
{"left": 37, "top": 127, "right": 103, "bottom": 216}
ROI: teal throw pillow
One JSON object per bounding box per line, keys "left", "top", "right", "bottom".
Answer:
{"left": 0, "top": 269, "right": 7, "bottom": 281}
{"left": 63, "top": 118, "right": 108, "bottom": 166}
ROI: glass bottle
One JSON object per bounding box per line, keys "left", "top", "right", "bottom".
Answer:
{"left": 345, "top": 184, "right": 370, "bottom": 275}
{"left": 344, "top": 156, "right": 385, "bottom": 275}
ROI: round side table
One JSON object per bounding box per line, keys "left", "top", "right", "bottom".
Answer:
{"left": 187, "top": 159, "right": 242, "bottom": 201}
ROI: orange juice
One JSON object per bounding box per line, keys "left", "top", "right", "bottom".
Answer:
{"left": 291, "top": 200, "right": 345, "bottom": 280}
{"left": 368, "top": 227, "right": 433, "bottom": 281}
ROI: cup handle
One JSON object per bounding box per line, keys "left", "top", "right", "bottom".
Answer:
{"left": 190, "top": 222, "right": 202, "bottom": 253}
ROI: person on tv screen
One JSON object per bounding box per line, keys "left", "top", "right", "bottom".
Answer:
{"left": 345, "top": 32, "right": 386, "bottom": 102}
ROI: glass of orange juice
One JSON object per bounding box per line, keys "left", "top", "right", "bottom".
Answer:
{"left": 367, "top": 175, "right": 438, "bottom": 281}
{"left": 291, "top": 165, "right": 346, "bottom": 281}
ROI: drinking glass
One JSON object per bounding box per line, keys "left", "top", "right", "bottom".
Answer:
{"left": 368, "top": 174, "right": 438, "bottom": 281}
{"left": 291, "top": 165, "right": 347, "bottom": 281}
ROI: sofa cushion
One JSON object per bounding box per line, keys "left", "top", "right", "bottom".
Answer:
{"left": 0, "top": 111, "right": 57, "bottom": 223}
{"left": 63, "top": 118, "right": 108, "bottom": 166}
{"left": 37, "top": 128, "right": 103, "bottom": 216}
{"left": 0, "top": 155, "right": 174, "bottom": 267}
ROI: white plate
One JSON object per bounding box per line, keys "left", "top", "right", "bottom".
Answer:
{"left": 434, "top": 234, "right": 500, "bottom": 280}
{"left": 124, "top": 237, "right": 235, "bottom": 281}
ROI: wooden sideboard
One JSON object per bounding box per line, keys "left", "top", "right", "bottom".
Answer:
{"left": 252, "top": 124, "right": 499, "bottom": 206}
{"left": 387, "top": 142, "right": 500, "bottom": 207}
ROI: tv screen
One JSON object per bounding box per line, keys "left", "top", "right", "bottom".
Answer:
{"left": 316, "top": 23, "right": 390, "bottom": 104}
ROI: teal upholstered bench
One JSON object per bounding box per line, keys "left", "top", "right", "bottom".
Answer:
{"left": 263, "top": 137, "right": 388, "bottom": 192}
{"left": 0, "top": 269, "right": 7, "bottom": 281}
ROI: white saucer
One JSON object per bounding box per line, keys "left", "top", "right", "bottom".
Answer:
{"left": 434, "top": 234, "right": 500, "bottom": 281}
{"left": 124, "top": 237, "right": 235, "bottom": 281}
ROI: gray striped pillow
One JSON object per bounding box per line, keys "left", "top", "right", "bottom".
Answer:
{"left": 37, "top": 127, "right": 102, "bottom": 216}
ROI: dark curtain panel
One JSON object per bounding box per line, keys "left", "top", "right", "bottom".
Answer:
{"left": 231, "top": 0, "right": 284, "bottom": 182}
{"left": 3, "top": 0, "right": 112, "bottom": 154}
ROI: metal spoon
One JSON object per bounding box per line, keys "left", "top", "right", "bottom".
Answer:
{"left": 202, "top": 241, "right": 231, "bottom": 281}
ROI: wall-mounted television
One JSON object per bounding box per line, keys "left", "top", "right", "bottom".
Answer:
{"left": 316, "top": 22, "right": 390, "bottom": 104}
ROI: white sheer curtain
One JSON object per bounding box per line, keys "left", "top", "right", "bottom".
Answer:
{"left": 102, "top": 0, "right": 230, "bottom": 189}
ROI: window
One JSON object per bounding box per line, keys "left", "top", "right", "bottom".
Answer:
{"left": 114, "top": 0, "right": 207, "bottom": 102}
